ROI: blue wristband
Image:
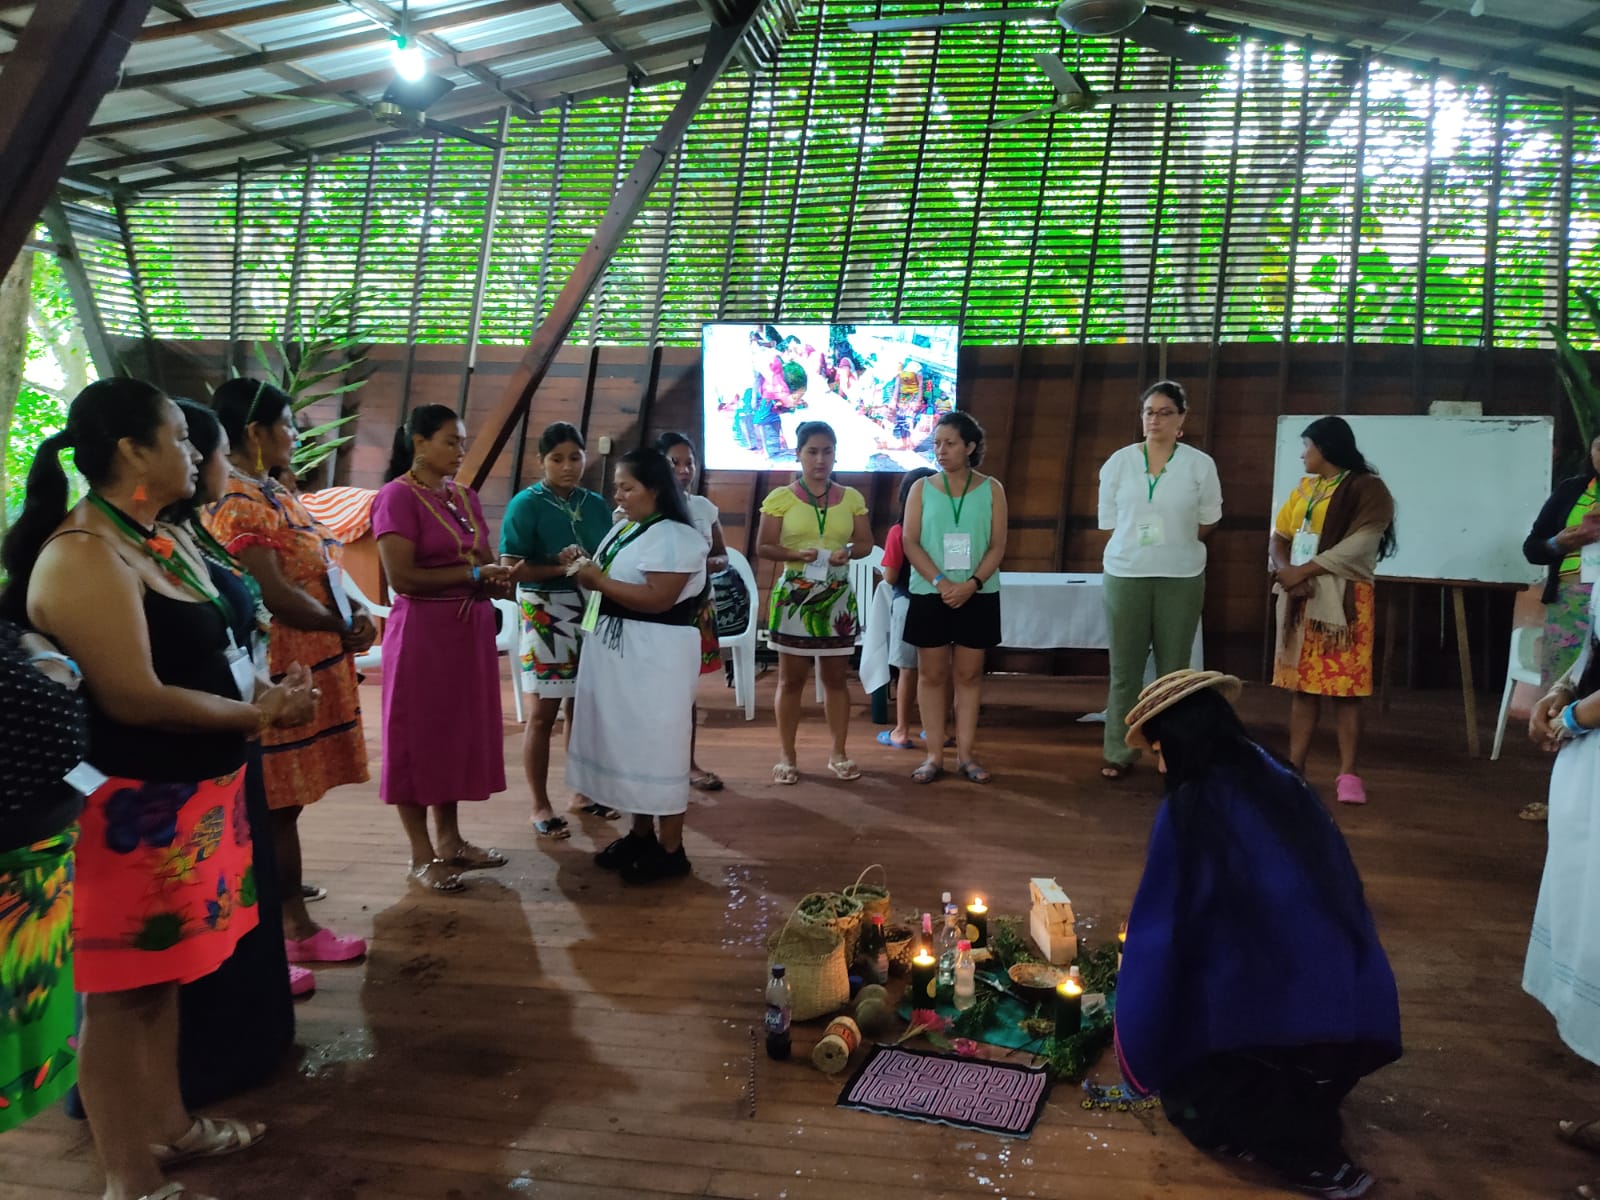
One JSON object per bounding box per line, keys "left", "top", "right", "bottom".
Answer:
{"left": 471, "top": 565, "right": 482, "bottom": 584}
{"left": 1563, "top": 703, "right": 1589, "bottom": 736}
{"left": 933, "top": 573, "right": 945, "bottom": 584}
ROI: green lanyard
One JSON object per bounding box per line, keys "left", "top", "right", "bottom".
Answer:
{"left": 1302, "top": 472, "right": 1347, "bottom": 530}
{"left": 596, "top": 514, "right": 662, "bottom": 574}
{"left": 942, "top": 470, "right": 973, "bottom": 524}
{"left": 89, "top": 494, "right": 233, "bottom": 627}
{"left": 1141, "top": 443, "right": 1175, "bottom": 503}
{"left": 799, "top": 481, "right": 831, "bottom": 541}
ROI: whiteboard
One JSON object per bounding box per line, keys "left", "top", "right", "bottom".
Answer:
{"left": 1271, "top": 416, "right": 1552, "bottom": 586}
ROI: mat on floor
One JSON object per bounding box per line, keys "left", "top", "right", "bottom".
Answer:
{"left": 836, "top": 1043, "right": 1050, "bottom": 1138}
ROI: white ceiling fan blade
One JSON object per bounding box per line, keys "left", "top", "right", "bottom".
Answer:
{"left": 850, "top": 7, "right": 1053, "bottom": 32}
{"left": 991, "top": 102, "right": 1068, "bottom": 130}
{"left": 1099, "top": 88, "right": 1206, "bottom": 104}
{"left": 1123, "top": 14, "right": 1230, "bottom": 67}
{"left": 1033, "top": 51, "right": 1082, "bottom": 96}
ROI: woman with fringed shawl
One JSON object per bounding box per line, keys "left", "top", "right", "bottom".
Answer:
{"left": 1115, "top": 670, "right": 1401, "bottom": 1200}
{"left": 1269, "top": 417, "right": 1397, "bottom": 806}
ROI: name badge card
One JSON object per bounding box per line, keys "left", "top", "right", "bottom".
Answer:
{"left": 804, "top": 548, "right": 832, "bottom": 583}
{"left": 1583, "top": 542, "right": 1600, "bottom": 585}
{"left": 943, "top": 532, "right": 973, "bottom": 572}
{"left": 327, "top": 566, "right": 353, "bottom": 627}
{"left": 1135, "top": 513, "right": 1165, "bottom": 548}
{"left": 225, "top": 631, "right": 255, "bottom": 700}
{"left": 64, "top": 762, "right": 109, "bottom": 796}
{"left": 1291, "top": 529, "right": 1319, "bottom": 568}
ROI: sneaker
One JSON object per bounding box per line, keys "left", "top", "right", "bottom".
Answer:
{"left": 594, "top": 830, "right": 657, "bottom": 871}
{"left": 621, "top": 843, "right": 691, "bottom": 885}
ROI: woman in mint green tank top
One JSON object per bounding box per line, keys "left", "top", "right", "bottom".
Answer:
{"left": 901, "top": 412, "right": 1009, "bottom": 785}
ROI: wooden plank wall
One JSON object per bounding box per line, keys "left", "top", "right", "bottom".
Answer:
{"left": 130, "top": 337, "right": 1561, "bottom": 683}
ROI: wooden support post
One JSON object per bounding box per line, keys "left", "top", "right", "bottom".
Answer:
{"left": 1453, "top": 585, "right": 1480, "bottom": 758}
{"left": 37, "top": 199, "right": 118, "bottom": 378}
{"left": 0, "top": 0, "right": 151, "bottom": 274}
{"left": 459, "top": 109, "right": 513, "bottom": 416}
{"left": 459, "top": 4, "right": 764, "bottom": 490}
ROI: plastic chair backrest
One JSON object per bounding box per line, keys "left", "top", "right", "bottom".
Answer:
{"left": 342, "top": 570, "right": 391, "bottom": 620}
{"left": 849, "top": 545, "right": 885, "bottom": 625}
{"left": 1510, "top": 625, "right": 1543, "bottom": 682}
{"left": 721, "top": 547, "right": 759, "bottom": 646}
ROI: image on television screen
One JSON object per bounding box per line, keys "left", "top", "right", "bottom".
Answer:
{"left": 701, "top": 322, "right": 960, "bottom": 472}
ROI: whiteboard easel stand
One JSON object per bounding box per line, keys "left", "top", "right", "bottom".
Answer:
{"left": 1379, "top": 578, "right": 1524, "bottom": 758}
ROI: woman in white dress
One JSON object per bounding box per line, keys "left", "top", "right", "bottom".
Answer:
{"left": 567, "top": 448, "right": 708, "bottom": 885}
{"left": 658, "top": 433, "right": 730, "bottom": 792}
{"left": 1526, "top": 596, "right": 1600, "bottom": 1196}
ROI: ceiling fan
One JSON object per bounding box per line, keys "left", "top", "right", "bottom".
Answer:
{"left": 248, "top": 77, "right": 507, "bottom": 151}
{"left": 993, "top": 50, "right": 1204, "bottom": 127}
{"left": 850, "top": 0, "right": 1230, "bottom": 68}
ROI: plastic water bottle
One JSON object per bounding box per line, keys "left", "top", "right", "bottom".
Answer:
{"left": 765, "top": 964, "right": 792, "bottom": 1060}
{"left": 937, "top": 909, "right": 961, "bottom": 989}
{"left": 953, "top": 939, "right": 976, "bottom": 1011}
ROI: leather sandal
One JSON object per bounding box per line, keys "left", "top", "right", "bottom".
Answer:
{"left": 408, "top": 860, "right": 465, "bottom": 892}
{"left": 1560, "top": 1118, "right": 1600, "bottom": 1155}
{"left": 151, "top": 1115, "right": 265, "bottom": 1168}
{"left": 442, "top": 842, "right": 507, "bottom": 870}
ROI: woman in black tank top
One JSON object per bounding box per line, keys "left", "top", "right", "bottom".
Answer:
{"left": 1, "top": 381, "right": 315, "bottom": 1200}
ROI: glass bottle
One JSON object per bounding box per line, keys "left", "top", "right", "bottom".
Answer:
{"left": 953, "top": 939, "right": 976, "bottom": 1011}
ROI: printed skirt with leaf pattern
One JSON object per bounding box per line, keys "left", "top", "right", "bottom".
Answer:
{"left": 768, "top": 568, "right": 859, "bottom": 657}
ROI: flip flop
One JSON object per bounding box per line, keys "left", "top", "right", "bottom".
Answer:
{"left": 531, "top": 816, "right": 571, "bottom": 840}
{"left": 877, "top": 730, "right": 917, "bottom": 750}
{"left": 301, "top": 884, "right": 327, "bottom": 903}
{"left": 773, "top": 761, "right": 800, "bottom": 785}
{"left": 828, "top": 756, "right": 862, "bottom": 781}
{"left": 690, "top": 771, "right": 725, "bottom": 792}
{"left": 956, "top": 760, "right": 992, "bottom": 784}
{"left": 151, "top": 1116, "right": 265, "bottom": 1168}
{"left": 444, "top": 843, "right": 507, "bottom": 870}
{"left": 1520, "top": 801, "right": 1549, "bottom": 822}
{"left": 1101, "top": 761, "right": 1134, "bottom": 781}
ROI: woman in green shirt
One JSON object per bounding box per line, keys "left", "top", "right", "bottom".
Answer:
{"left": 902, "top": 412, "right": 1008, "bottom": 785}
{"left": 500, "top": 423, "right": 616, "bottom": 836}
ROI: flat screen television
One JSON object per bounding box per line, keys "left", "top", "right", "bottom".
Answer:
{"left": 701, "top": 322, "right": 960, "bottom": 472}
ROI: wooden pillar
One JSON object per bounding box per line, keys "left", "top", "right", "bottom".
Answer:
{"left": 458, "top": 109, "right": 513, "bottom": 416}
{"left": 459, "top": 2, "right": 769, "bottom": 490}
{"left": 0, "top": 0, "right": 152, "bottom": 274}
{"left": 37, "top": 199, "right": 118, "bottom": 379}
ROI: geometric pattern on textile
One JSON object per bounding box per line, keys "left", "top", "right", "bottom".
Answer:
{"left": 837, "top": 1044, "right": 1050, "bottom": 1138}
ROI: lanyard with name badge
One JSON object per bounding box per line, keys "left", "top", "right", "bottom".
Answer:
{"left": 90, "top": 495, "right": 256, "bottom": 699}
{"left": 799, "top": 481, "right": 833, "bottom": 582}
{"left": 580, "top": 515, "right": 663, "bottom": 633}
{"left": 941, "top": 470, "right": 975, "bottom": 572}
{"left": 1291, "top": 473, "right": 1347, "bottom": 567}
{"left": 1135, "top": 445, "right": 1173, "bottom": 548}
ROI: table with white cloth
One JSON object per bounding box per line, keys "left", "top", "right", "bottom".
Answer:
{"left": 860, "top": 571, "right": 1202, "bottom": 698}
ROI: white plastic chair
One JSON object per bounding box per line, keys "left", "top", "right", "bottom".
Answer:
{"left": 721, "top": 548, "right": 759, "bottom": 720}
{"left": 492, "top": 597, "right": 525, "bottom": 724}
{"left": 342, "top": 571, "right": 391, "bottom": 673}
{"left": 1492, "top": 625, "right": 1543, "bottom": 761}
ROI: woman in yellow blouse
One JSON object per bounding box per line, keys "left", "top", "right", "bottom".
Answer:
{"left": 1269, "top": 417, "right": 1395, "bottom": 806}
{"left": 756, "top": 421, "right": 874, "bottom": 784}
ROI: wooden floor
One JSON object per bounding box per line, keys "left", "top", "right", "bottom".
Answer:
{"left": 1, "top": 670, "right": 1590, "bottom": 1200}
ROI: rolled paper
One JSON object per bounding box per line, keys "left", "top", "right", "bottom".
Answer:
{"left": 812, "top": 1015, "right": 862, "bottom": 1074}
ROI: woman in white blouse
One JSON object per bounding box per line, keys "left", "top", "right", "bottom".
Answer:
{"left": 1096, "top": 381, "right": 1223, "bottom": 781}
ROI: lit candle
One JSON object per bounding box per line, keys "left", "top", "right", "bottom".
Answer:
{"left": 1117, "top": 922, "right": 1127, "bottom": 972}
{"left": 910, "top": 950, "right": 939, "bottom": 1008}
{"left": 1055, "top": 977, "right": 1083, "bottom": 1039}
{"left": 964, "top": 898, "right": 989, "bottom": 949}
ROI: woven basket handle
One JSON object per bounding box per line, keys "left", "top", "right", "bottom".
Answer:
{"left": 845, "top": 863, "right": 886, "bottom": 897}
{"left": 775, "top": 899, "right": 810, "bottom": 945}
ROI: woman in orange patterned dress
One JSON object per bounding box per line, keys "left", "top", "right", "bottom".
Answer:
{"left": 205, "top": 380, "right": 377, "bottom": 966}
{"left": 1269, "top": 417, "right": 1396, "bottom": 807}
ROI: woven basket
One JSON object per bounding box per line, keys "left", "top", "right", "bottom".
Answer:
{"left": 795, "top": 890, "right": 864, "bottom": 963}
{"left": 884, "top": 925, "right": 915, "bottom": 975}
{"left": 842, "top": 864, "right": 891, "bottom": 924}
{"left": 768, "top": 904, "right": 849, "bottom": 1021}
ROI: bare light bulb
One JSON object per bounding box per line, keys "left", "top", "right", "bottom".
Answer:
{"left": 392, "top": 36, "right": 426, "bottom": 82}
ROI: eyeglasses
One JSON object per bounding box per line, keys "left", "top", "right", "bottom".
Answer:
{"left": 1142, "top": 409, "right": 1180, "bottom": 420}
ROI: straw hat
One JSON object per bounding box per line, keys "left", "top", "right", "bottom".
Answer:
{"left": 1124, "top": 669, "right": 1243, "bottom": 750}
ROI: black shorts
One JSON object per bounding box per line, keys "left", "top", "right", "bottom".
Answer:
{"left": 903, "top": 589, "right": 1002, "bottom": 651}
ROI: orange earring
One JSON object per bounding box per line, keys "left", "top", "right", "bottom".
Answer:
{"left": 132, "top": 483, "right": 149, "bottom": 503}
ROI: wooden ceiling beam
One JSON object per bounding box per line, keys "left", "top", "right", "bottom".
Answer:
{"left": 137, "top": 0, "right": 333, "bottom": 41}
{"left": 458, "top": 0, "right": 766, "bottom": 490}
{"left": 117, "top": 0, "right": 538, "bottom": 90}
{"left": 0, "top": 0, "right": 151, "bottom": 273}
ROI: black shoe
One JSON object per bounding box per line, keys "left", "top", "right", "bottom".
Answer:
{"left": 595, "top": 830, "right": 656, "bottom": 871}
{"left": 621, "top": 843, "right": 691, "bottom": 884}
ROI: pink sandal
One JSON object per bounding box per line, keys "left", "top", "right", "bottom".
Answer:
{"left": 288, "top": 965, "right": 316, "bottom": 997}
{"left": 1335, "top": 774, "right": 1367, "bottom": 806}
{"left": 285, "top": 927, "right": 367, "bottom": 964}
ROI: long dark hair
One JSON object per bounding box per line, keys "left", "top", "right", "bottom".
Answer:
{"left": 1, "top": 379, "right": 170, "bottom": 622}
{"left": 212, "top": 377, "right": 291, "bottom": 449}
{"left": 1302, "top": 416, "right": 1397, "bottom": 560}
{"left": 618, "top": 448, "right": 691, "bottom": 527}
{"left": 539, "top": 421, "right": 584, "bottom": 456}
{"left": 1143, "top": 688, "right": 1374, "bottom": 962}
{"left": 386, "top": 405, "right": 460, "bottom": 482}
{"left": 163, "top": 399, "right": 225, "bottom": 524}
{"left": 897, "top": 467, "right": 935, "bottom": 526}
{"left": 795, "top": 421, "right": 835, "bottom": 453}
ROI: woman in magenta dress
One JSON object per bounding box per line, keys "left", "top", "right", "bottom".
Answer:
{"left": 372, "top": 406, "right": 515, "bottom": 892}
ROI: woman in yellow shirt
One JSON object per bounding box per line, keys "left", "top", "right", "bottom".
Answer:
{"left": 756, "top": 422, "right": 874, "bottom": 784}
{"left": 1269, "top": 417, "right": 1395, "bottom": 806}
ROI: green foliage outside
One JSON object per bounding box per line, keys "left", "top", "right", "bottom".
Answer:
{"left": 98, "top": 4, "right": 1597, "bottom": 354}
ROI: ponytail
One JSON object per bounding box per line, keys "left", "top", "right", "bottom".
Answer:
{"left": 1, "top": 433, "right": 74, "bottom": 622}
{"left": 385, "top": 404, "right": 459, "bottom": 482}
